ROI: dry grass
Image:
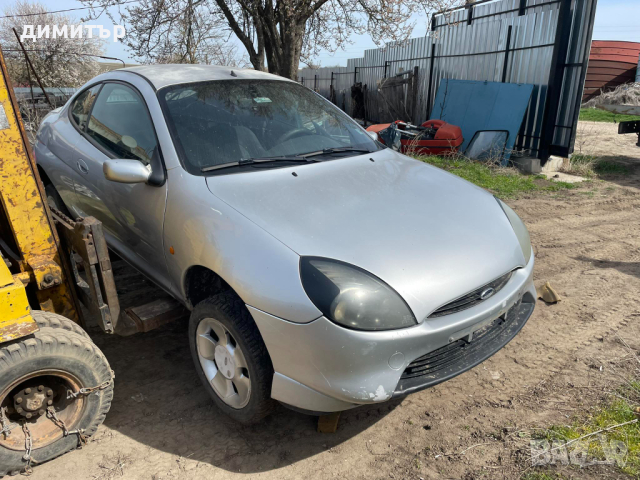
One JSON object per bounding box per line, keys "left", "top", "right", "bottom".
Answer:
{"left": 533, "top": 338, "right": 640, "bottom": 477}
{"left": 561, "top": 154, "right": 630, "bottom": 178}
{"left": 582, "top": 83, "right": 640, "bottom": 109}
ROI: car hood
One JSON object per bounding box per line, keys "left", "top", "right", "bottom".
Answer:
{"left": 205, "top": 149, "right": 526, "bottom": 322}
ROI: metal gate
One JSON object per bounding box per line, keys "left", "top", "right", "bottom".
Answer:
{"left": 299, "top": 0, "right": 598, "bottom": 164}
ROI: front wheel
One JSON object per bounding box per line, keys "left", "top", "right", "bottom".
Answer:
{"left": 0, "top": 326, "right": 113, "bottom": 475}
{"left": 189, "top": 292, "right": 275, "bottom": 424}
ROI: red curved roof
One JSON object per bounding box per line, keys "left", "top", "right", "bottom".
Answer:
{"left": 583, "top": 41, "right": 640, "bottom": 102}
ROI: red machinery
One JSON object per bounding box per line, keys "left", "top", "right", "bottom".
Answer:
{"left": 366, "top": 120, "right": 463, "bottom": 156}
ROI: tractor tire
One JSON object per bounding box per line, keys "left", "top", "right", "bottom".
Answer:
{"left": 30, "top": 310, "right": 89, "bottom": 339}
{"left": 0, "top": 327, "right": 113, "bottom": 476}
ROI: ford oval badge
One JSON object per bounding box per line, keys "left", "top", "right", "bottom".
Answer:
{"left": 480, "top": 288, "right": 495, "bottom": 300}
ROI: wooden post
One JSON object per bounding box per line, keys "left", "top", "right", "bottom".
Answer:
{"left": 317, "top": 412, "right": 341, "bottom": 433}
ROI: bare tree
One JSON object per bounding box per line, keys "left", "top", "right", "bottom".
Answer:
{"left": 114, "top": 0, "right": 247, "bottom": 66}
{"left": 0, "top": 0, "right": 106, "bottom": 88}
{"left": 83, "top": 0, "right": 464, "bottom": 80}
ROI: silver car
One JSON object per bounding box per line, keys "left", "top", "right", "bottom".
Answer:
{"left": 36, "top": 65, "right": 536, "bottom": 424}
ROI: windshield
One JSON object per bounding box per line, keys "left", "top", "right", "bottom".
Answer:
{"left": 158, "top": 80, "right": 379, "bottom": 174}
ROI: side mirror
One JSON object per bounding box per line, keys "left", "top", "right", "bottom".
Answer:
{"left": 367, "top": 130, "right": 379, "bottom": 141}
{"left": 103, "top": 159, "right": 151, "bottom": 184}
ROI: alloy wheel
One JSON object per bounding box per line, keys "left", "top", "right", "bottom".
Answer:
{"left": 195, "top": 318, "right": 251, "bottom": 409}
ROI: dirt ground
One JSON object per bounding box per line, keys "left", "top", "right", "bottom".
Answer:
{"left": 28, "top": 122, "right": 640, "bottom": 479}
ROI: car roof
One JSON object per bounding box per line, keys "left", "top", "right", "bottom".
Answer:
{"left": 117, "top": 64, "right": 295, "bottom": 90}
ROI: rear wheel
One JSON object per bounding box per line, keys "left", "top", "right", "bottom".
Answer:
{"left": 0, "top": 326, "right": 113, "bottom": 475}
{"left": 189, "top": 292, "right": 275, "bottom": 424}
{"left": 44, "top": 184, "right": 70, "bottom": 217}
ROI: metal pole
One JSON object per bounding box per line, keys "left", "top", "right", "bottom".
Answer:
{"left": 538, "top": 0, "right": 572, "bottom": 162}
{"left": 314, "top": 74, "right": 317, "bottom": 91}
{"left": 353, "top": 67, "right": 358, "bottom": 85}
{"left": 411, "top": 66, "right": 419, "bottom": 123}
{"left": 24, "top": 55, "right": 35, "bottom": 107}
{"left": 518, "top": 0, "right": 526, "bottom": 16}
{"left": 426, "top": 43, "right": 437, "bottom": 118}
{"left": 12, "top": 28, "right": 53, "bottom": 108}
{"left": 384, "top": 61, "right": 389, "bottom": 78}
{"left": 502, "top": 26, "right": 513, "bottom": 83}
{"left": 568, "top": 0, "right": 598, "bottom": 152}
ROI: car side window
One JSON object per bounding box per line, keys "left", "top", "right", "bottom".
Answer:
{"left": 86, "top": 83, "right": 157, "bottom": 165}
{"left": 70, "top": 85, "right": 101, "bottom": 130}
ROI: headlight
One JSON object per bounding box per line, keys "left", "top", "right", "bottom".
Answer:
{"left": 300, "top": 257, "right": 416, "bottom": 331}
{"left": 496, "top": 198, "right": 532, "bottom": 265}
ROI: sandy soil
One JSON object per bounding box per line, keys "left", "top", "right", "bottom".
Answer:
{"left": 27, "top": 122, "right": 640, "bottom": 480}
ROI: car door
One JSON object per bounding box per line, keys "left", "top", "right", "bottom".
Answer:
{"left": 72, "top": 81, "right": 171, "bottom": 291}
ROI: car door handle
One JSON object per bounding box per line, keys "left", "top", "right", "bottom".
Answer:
{"left": 76, "top": 159, "right": 89, "bottom": 175}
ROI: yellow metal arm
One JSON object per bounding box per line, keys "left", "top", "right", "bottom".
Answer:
{"left": 0, "top": 259, "right": 37, "bottom": 342}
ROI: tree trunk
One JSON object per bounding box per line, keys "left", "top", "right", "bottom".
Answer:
{"left": 279, "top": 22, "right": 304, "bottom": 80}
{"left": 261, "top": 20, "right": 304, "bottom": 80}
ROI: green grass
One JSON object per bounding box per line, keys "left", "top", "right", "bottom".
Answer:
{"left": 416, "top": 155, "right": 576, "bottom": 198}
{"left": 535, "top": 398, "right": 640, "bottom": 477}
{"left": 579, "top": 108, "right": 638, "bottom": 124}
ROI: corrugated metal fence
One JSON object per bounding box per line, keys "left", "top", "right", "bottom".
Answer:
{"left": 299, "top": 0, "right": 597, "bottom": 161}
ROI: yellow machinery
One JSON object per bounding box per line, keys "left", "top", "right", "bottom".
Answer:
{"left": 0, "top": 52, "right": 77, "bottom": 336}
{"left": 0, "top": 46, "right": 114, "bottom": 475}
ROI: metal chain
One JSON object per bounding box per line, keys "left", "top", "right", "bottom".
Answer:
{"left": 0, "top": 406, "right": 16, "bottom": 436}
{"left": 22, "top": 422, "right": 33, "bottom": 475}
{"left": 45, "top": 406, "right": 68, "bottom": 436}
{"left": 66, "top": 370, "right": 115, "bottom": 400}
{"left": 46, "top": 406, "right": 88, "bottom": 447}
{"left": 21, "top": 370, "right": 115, "bottom": 470}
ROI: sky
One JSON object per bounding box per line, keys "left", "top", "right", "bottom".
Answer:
{"left": 0, "top": 0, "right": 638, "bottom": 67}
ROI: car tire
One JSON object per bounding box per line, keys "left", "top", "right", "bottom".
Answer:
{"left": 0, "top": 327, "right": 113, "bottom": 476}
{"left": 30, "top": 310, "right": 90, "bottom": 339}
{"left": 44, "top": 183, "right": 70, "bottom": 217}
{"left": 189, "top": 292, "right": 275, "bottom": 424}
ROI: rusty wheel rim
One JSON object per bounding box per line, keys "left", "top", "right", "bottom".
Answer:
{"left": 0, "top": 370, "right": 85, "bottom": 451}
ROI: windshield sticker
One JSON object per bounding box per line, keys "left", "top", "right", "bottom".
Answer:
{"left": 253, "top": 97, "right": 272, "bottom": 104}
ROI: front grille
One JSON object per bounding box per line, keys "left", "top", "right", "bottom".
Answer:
{"left": 394, "top": 297, "right": 534, "bottom": 396}
{"left": 402, "top": 314, "right": 508, "bottom": 380}
{"left": 428, "top": 271, "right": 513, "bottom": 318}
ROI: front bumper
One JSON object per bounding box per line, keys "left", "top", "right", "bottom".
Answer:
{"left": 249, "top": 254, "right": 536, "bottom": 413}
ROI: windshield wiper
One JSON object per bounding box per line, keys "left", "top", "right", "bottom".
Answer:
{"left": 299, "top": 147, "right": 373, "bottom": 159}
{"left": 201, "top": 156, "right": 316, "bottom": 172}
